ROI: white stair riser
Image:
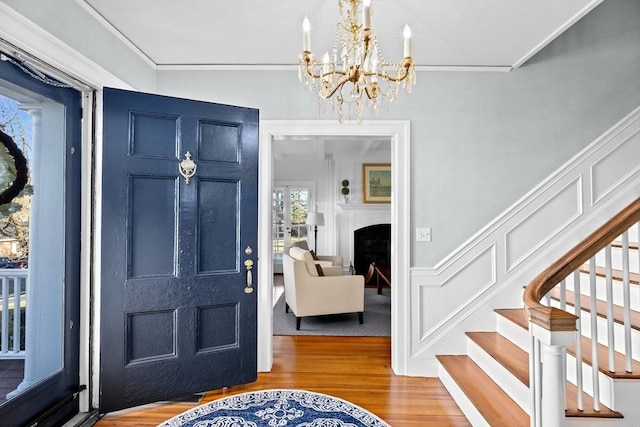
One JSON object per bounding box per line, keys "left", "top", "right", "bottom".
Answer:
{"left": 496, "top": 314, "right": 529, "bottom": 351}
{"left": 562, "top": 380, "right": 640, "bottom": 427}
{"left": 566, "top": 354, "right": 616, "bottom": 409}
{"left": 466, "top": 338, "right": 531, "bottom": 414}
{"left": 437, "top": 362, "right": 491, "bottom": 427}
{"left": 567, "top": 361, "right": 640, "bottom": 415}
{"left": 497, "top": 321, "right": 637, "bottom": 410}
{"left": 495, "top": 312, "right": 639, "bottom": 409}
{"left": 577, "top": 310, "right": 640, "bottom": 361}
{"left": 564, "top": 274, "right": 639, "bottom": 311}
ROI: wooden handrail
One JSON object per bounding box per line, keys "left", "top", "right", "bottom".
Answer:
{"left": 523, "top": 197, "right": 640, "bottom": 331}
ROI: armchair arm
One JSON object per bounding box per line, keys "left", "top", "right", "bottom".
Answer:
{"left": 320, "top": 265, "right": 343, "bottom": 276}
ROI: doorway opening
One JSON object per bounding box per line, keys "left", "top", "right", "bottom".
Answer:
{"left": 258, "top": 120, "right": 411, "bottom": 375}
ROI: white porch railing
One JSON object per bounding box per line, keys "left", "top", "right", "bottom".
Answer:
{"left": 524, "top": 198, "right": 639, "bottom": 426}
{"left": 0, "top": 268, "right": 27, "bottom": 359}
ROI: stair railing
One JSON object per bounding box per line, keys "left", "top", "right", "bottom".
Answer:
{"left": 524, "top": 197, "right": 640, "bottom": 427}
{"left": 0, "top": 268, "right": 27, "bottom": 358}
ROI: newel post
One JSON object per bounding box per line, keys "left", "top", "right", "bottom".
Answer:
{"left": 528, "top": 306, "right": 577, "bottom": 427}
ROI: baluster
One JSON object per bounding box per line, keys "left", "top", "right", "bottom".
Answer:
{"left": 559, "top": 278, "right": 566, "bottom": 310}
{"left": 13, "top": 278, "right": 21, "bottom": 353}
{"left": 573, "top": 269, "right": 584, "bottom": 410}
{"left": 530, "top": 330, "right": 542, "bottom": 427}
{"left": 589, "top": 257, "right": 600, "bottom": 410}
{"left": 621, "top": 231, "right": 633, "bottom": 372}
{"left": 543, "top": 292, "right": 551, "bottom": 307}
{"left": 604, "top": 245, "right": 615, "bottom": 372}
{"left": 1, "top": 276, "right": 8, "bottom": 354}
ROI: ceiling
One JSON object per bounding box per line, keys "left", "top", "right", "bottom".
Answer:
{"left": 78, "top": 0, "right": 600, "bottom": 159}
{"left": 82, "top": 0, "right": 600, "bottom": 70}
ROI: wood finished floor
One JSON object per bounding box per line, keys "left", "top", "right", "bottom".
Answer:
{"left": 95, "top": 336, "right": 470, "bottom": 426}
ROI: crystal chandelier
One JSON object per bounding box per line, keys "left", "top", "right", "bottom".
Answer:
{"left": 299, "top": 0, "right": 416, "bottom": 123}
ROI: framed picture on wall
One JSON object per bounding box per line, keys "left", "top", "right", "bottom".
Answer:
{"left": 362, "top": 163, "right": 391, "bottom": 203}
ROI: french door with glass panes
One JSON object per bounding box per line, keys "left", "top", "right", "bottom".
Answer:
{"left": 272, "top": 183, "right": 314, "bottom": 273}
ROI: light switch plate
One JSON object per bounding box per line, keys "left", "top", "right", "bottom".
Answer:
{"left": 416, "top": 227, "right": 431, "bottom": 242}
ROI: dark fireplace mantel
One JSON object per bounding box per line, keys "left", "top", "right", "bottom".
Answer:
{"left": 353, "top": 224, "right": 391, "bottom": 276}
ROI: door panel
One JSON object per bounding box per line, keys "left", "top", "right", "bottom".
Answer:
{"left": 198, "top": 179, "right": 239, "bottom": 273}
{"left": 100, "top": 88, "right": 258, "bottom": 413}
{"left": 130, "top": 176, "right": 178, "bottom": 277}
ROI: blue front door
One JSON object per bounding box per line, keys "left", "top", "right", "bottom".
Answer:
{"left": 100, "top": 88, "right": 259, "bottom": 413}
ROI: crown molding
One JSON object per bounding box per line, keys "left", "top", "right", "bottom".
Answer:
{"left": 75, "top": 0, "right": 157, "bottom": 69}
{"left": 0, "top": 2, "right": 132, "bottom": 90}
{"left": 512, "top": 0, "right": 603, "bottom": 69}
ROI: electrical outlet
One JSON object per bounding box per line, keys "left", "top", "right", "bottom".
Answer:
{"left": 416, "top": 227, "right": 431, "bottom": 242}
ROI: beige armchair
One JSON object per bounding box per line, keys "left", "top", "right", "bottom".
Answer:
{"left": 283, "top": 251, "right": 365, "bottom": 330}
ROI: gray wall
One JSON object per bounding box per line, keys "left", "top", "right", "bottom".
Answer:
{"left": 157, "top": 0, "right": 640, "bottom": 266}
{"left": 6, "top": 0, "right": 638, "bottom": 266}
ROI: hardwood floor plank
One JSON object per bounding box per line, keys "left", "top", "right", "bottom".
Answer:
{"left": 95, "top": 336, "right": 470, "bottom": 426}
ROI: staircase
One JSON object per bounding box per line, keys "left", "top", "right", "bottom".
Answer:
{"left": 437, "top": 201, "right": 640, "bottom": 426}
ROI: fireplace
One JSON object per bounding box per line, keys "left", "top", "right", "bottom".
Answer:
{"left": 353, "top": 224, "right": 391, "bottom": 275}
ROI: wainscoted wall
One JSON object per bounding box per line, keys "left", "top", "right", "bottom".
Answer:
{"left": 408, "top": 107, "right": 640, "bottom": 376}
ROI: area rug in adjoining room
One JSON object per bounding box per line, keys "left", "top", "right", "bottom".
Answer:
{"left": 273, "top": 288, "right": 391, "bottom": 336}
{"left": 158, "top": 389, "right": 390, "bottom": 427}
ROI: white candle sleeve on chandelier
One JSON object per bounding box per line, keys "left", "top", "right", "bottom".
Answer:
{"left": 303, "top": 16, "right": 311, "bottom": 51}
{"left": 363, "top": 0, "right": 371, "bottom": 29}
{"left": 403, "top": 25, "right": 412, "bottom": 57}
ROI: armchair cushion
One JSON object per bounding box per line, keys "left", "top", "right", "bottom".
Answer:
{"left": 289, "top": 246, "right": 342, "bottom": 276}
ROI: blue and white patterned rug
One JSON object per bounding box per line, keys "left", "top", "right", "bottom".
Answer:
{"left": 158, "top": 389, "right": 390, "bottom": 427}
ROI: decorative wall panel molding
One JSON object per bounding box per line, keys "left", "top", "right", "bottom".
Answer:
{"left": 409, "top": 107, "right": 640, "bottom": 374}
{"left": 504, "top": 177, "right": 583, "bottom": 272}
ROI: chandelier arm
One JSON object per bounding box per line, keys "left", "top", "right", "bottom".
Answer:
{"left": 367, "top": 58, "right": 415, "bottom": 82}
{"left": 305, "top": 66, "right": 348, "bottom": 81}
{"left": 320, "top": 75, "right": 350, "bottom": 99}
{"left": 371, "top": 70, "right": 408, "bottom": 83}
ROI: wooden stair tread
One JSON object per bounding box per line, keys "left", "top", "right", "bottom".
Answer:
{"left": 549, "top": 288, "right": 640, "bottom": 331}
{"left": 565, "top": 383, "right": 623, "bottom": 418}
{"left": 465, "top": 331, "right": 622, "bottom": 417}
{"left": 496, "top": 308, "right": 640, "bottom": 378}
{"left": 495, "top": 308, "right": 528, "bottom": 330}
{"left": 568, "top": 335, "right": 640, "bottom": 379}
{"left": 579, "top": 265, "right": 639, "bottom": 285}
{"left": 437, "top": 355, "right": 529, "bottom": 427}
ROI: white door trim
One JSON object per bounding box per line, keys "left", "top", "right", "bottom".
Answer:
{"left": 257, "top": 120, "right": 411, "bottom": 375}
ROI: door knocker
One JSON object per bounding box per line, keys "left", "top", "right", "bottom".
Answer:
{"left": 179, "top": 151, "right": 197, "bottom": 184}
